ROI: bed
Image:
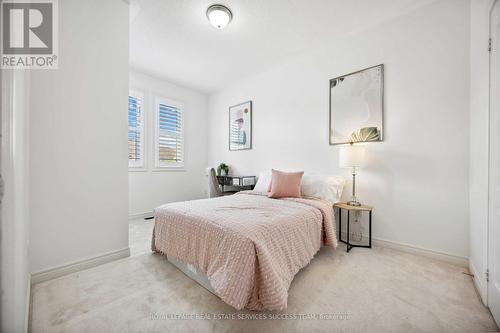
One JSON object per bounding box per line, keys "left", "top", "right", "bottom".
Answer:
{"left": 151, "top": 190, "right": 338, "bottom": 311}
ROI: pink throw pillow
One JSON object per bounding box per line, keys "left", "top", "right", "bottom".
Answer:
{"left": 268, "top": 169, "right": 304, "bottom": 198}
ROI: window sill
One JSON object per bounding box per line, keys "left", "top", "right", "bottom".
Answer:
{"left": 152, "top": 167, "right": 185, "bottom": 172}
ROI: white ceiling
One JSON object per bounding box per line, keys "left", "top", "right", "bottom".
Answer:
{"left": 130, "top": 0, "right": 435, "bottom": 94}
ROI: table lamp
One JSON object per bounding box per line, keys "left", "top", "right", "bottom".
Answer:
{"left": 339, "top": 143, "right": 365, "bottom": 206}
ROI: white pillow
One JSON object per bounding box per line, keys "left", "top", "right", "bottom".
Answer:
{"left": 301, "top": 174, "right": 346, "bottom": 204}
{"left": 253, "top": 171, "right": 272, "bottom": 192}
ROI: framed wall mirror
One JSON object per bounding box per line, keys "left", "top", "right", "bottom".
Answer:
{"left": 329, "top": 64, "right": 384, "bottom": 145}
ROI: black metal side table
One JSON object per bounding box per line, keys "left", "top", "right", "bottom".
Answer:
{"left": 216, "top": 175, "right": 256, "bottom": 193}
{"left": 334, "top": 202, "right": 373, "bottom": 253}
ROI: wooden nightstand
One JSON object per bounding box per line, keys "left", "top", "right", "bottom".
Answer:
{"left": 333, "top": 202, "right": 373, "bottom": 252}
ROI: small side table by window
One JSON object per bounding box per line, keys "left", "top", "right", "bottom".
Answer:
{"left": 333, "top": 202, "right": 373, "bottom": 253}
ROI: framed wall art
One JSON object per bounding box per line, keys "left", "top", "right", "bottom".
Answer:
{"left": 329, "top": 64, "right": 384, "bottom": 145}
{"left": 229, "top": 101, "right": 252, "bottom": 151}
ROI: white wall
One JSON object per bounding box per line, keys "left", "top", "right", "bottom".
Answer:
{"left": 29, "top": 0, "right": 129, "bottom": 273}
{"left": 1, "top": 70, "right": 31, "bottom": 333}
{"left": 128, "top": 70, "right": 208, "bottom": 216}
{"left": 469, "top": 0, "right": 495, "bottom": 303}
{"left": 208, "top": 0, "right": 470, "bottom": 258}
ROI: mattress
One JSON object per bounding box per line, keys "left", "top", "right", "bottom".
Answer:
{"left": 152, "top": 191, "right": 337, "bottom": 311}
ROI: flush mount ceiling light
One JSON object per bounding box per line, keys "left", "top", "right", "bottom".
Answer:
{"left": 206, "top": 4, "right": 232, "bottom": 29}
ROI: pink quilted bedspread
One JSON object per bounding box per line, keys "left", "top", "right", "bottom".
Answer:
{"left": 152, "top": 191, "right": 337, "bottom": 311}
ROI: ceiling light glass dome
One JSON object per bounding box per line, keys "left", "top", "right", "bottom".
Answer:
{"left": 206, "top": 4, "right": 232, "bottom": 29}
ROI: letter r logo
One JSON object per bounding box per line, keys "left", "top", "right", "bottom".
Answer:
{"left": 2, "top": 2, "right": 53, "bottom": 54}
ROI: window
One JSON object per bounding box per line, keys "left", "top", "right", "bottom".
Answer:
{"left": 128, "top": 91, "right": 145, "bottom": 169}
{"left": 154, "top": 97, "right": 184, "bottom": 169}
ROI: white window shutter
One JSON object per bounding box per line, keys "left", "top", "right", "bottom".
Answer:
{"left": 155, "top": 97, "right": 184, "bottom": 169}
{"left": 128, "top": 91, "right": 144, "bottom": 169}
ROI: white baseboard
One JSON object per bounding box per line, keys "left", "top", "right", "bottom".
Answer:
{"left": 129, "top": 211, "right": 153, "bottom": 220}
{"left": 372, "top": 237, "right": 468, "bottom": 267}
{"left": 31, "top": 248, "right": 130, "bottom": 284}
{"left": 469, "top": 260, "right": 488, "bottom": 305}
{"left": 338, "top": 231, "right": 468, "bottom": 267}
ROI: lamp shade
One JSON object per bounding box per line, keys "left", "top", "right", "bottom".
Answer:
{"left": 339, "top": 145, "right": 365, "bottom": 168}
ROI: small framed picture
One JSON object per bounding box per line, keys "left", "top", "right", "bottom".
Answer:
{"left": 229, "top": 101, "right": 252, "bottom": 151}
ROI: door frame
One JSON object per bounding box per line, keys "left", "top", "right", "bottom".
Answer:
{"left": 1, "top": 67, "right": 31, "bottom": 332}
{"left": 488, "top": 0, "right": 500, "bottom": 325}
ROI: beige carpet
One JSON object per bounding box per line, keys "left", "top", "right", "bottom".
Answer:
{"left": 30, "top": 219, "right": 498, "bottom": 333}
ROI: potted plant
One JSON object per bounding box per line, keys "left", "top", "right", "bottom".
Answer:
{"left": 217, "top": 163, "right": 229, "bottom": 176}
